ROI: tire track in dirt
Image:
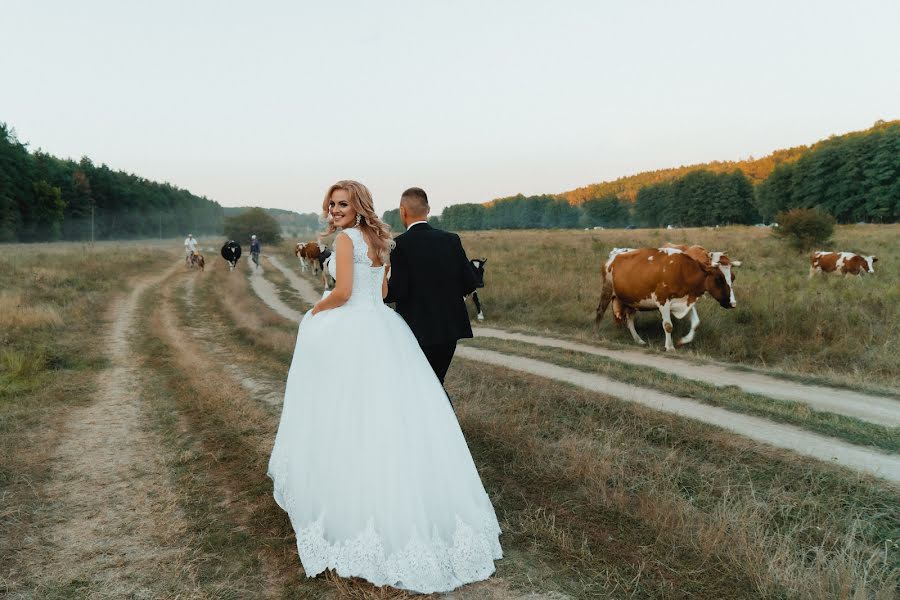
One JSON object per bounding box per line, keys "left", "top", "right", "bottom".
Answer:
{"left": 246, "top": 257, "right": 303, "bottom": 322}
{"left": 472, "top": 328, "right": 900, "bottom": 427}
{"left": 181, "top": 275, "right": 284, "bottom": 407}
{"left": 457, "top": 346, "right": 900, "bottom": 483}
{"left": 21, "top": 262, "right": 200, "bottom": 598}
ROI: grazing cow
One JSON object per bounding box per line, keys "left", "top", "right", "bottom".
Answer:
{"left": 466, "top": 258, "right": 487, "bottom": 321}
{"left": 221, "top": 240, "right": 242, "bottom": 271}
{"left": 189, "top": 251, "right": 205, "bottom": 272}
{"left": 809, "top": 251, "right": 877, "bottom": 278}
{"left": 294, "top": 241, "right": 323, "bottom": 274}
{"left": 596, "top": 247, "right": 737, "bottom": 351}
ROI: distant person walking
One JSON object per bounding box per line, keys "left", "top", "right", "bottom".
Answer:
{"left": 184, "top": 233, "right": 198, "bottom": 267}
{"left": 250, "top": 234, "right": 261, "bottom": 269}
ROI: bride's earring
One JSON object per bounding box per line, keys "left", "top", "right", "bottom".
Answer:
{"left": 355, "top": 214, "right": 362, "bottom": 226}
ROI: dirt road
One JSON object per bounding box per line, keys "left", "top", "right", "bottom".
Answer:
{"left": 472, "top": 328, "right": 900, "bottom": 427}
{"left": 22, "top": 264, "right": 198, "bottom": 597}
{"left": 458, "top": 346, "right": 900, "bottom": 483}
{"left": 247, "top": 258, "right": 302, "bottom": 322}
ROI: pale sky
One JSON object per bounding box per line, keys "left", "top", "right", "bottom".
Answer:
{"left": 3, "top": 0, "right": 898, "bottom": 215}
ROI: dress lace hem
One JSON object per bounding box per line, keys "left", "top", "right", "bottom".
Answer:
{"left": 269, "top": 472, "right": 502, "bottom": 594}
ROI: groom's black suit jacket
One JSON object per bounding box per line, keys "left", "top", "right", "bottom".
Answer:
{"left": 384, "top": 223, "right": 478, "bottom": 348}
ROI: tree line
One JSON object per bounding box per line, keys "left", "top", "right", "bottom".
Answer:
{"left": 1, "top": 123, "right": 223, "bottom": 242}
{"left": 389, "top": 120, "right": 898, "bottom": 231}
{"left": 755, "top": 120, "right": 899, "bottom": 222}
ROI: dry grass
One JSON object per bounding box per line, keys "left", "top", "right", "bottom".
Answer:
{"left": 261, "top": 255, "right": 310, "bottom": 313}
{"left": 0, "top": 244, "right": 173, "bottom": 597}
{"left": 448, "top": 360, "right": 899, "bottom": 598}
{"left": 459, "top": 224, "right": 900, "bottom": 389}
{"left": 464, "top": 337, "right": 900, "bottom": 453}
{"left": 135, "top": 273, "right": 293, "bottom": 596}
{"left": 0, "top": 291, "right": 63, "bottom": 329}
{"left": 200, "top": 258, "right": 298, "bottom": 360}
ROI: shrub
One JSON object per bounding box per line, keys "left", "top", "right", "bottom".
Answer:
{"left": 773, "top": 208, "right": 835, "bottom": 251}
{"left": 223, "top": 207, "right": 282, "bottom": 244}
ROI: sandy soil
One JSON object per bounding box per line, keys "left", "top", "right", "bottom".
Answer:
{"left": 473, "top": 328, "right": 900, "bottom": 427}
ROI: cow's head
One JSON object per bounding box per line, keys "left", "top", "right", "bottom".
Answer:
{"left": 865, "top": 255, "right": 878, "bottom": 273}
{"left": 708, "top": 252, "right": 740, "bottom": 306}
{"left": 470, "top": 258, "right": 487, "bottom": 288}
{"left": 702, "top": 261, "right": 737, "bottom": 309}
{"left": 294, "top": 242, "right": 306, "bottom": 257}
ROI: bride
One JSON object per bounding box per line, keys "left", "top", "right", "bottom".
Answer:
{"left": 267, "top": 180, "right": 502, "bottom": 593}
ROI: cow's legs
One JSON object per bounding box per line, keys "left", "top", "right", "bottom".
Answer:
{"left": 472, "top": 291, "right": 484, "bottom": 321}
{"left": 625, "top": 314, "right": 646, "bottom": 345}
{"left": 298, "top": 258, "right": 308, "bottom": 272}
{"left": 676, "top": 305, "right": 700, "bottom": 347}
{"left": 808, "top": 265, "right": 819, "bottom": 278}
{"left": 322, "top": 270, "right": 330, "bottom": 290}
{"left": 659, "top": 302, "right": 675, "bottom": 351}
{"left": 595, "top": 278, "right": 614, "bottom": 323}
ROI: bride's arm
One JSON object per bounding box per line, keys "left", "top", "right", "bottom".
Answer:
{"left": 311, "top": 233, "right": 353, "bottom": 315}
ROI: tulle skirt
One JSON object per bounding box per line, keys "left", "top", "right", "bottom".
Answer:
{"left": 267, "top": 299, "right": 502, "bottom": 593}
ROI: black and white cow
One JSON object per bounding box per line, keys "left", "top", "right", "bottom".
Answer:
{"left": 467, "top": 258, "right": 487, "bottom": 321}
{"left": 221, "top": 240, "right": 242, "bottom": 271}
{"left": 318, "top": 246, "right": 335, "bottom": 290}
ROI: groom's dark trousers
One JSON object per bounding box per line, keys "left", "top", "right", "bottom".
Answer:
{"left": 422, "top": 342, "right": 457, "bottom": 385}
{"left": 384, "top": 223, "right": 478, "bottom": 387}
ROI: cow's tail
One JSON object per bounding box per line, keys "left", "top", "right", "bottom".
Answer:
{"left": 595, "top": 276, "right": 614, "bottom": 324}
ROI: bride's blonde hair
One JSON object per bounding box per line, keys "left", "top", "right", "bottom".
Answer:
{"left": 321, "top": 180, "right": 394, "bottom": 263}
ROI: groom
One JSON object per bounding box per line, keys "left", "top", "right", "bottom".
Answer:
{"left": 384, "top": 187, "right": 479, "bottom": 385}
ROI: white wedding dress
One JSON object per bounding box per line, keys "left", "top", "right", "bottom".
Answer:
{"left": 267, "top": 226, "right": 502, "bottom": 593}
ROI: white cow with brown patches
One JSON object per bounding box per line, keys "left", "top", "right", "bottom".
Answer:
{"left": 809, "top": 251, "right": 877, "bottom": 278}
{"left": 596, "top": 247, "right": 739, "bottom": 351}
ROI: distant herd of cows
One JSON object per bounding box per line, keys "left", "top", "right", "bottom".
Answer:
{"left": 188, "top": 237, "right": 878, "bottom": 352}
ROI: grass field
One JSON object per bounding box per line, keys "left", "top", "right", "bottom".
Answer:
{"left": 3, "top": 238, "right": 899, "bottom": 599}
{"left": 0, "top": 243, "right": 172, "bottom": 595}
{"left": 457, "top": 225, "right": 900, "bottom": 390}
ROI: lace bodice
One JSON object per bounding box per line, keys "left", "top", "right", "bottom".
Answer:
{"left": 330, "top": 227, "right": 385, "bottom": 307}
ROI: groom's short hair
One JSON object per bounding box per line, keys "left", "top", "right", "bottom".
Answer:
{"left": 401, "top": 187, "right": 429, "bottom": 215}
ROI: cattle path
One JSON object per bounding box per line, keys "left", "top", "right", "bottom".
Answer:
{"left": 266, "top": 254, "right": 320, "bottom": 307}
{"left": 182, "top": 276, "right": 284, "bottom": 407}
{"left": 472, "top": 328, "right": 900, "bottom": 427}
{"left": 264, "top": 256, "right": 900, "bottom": 483}
{"left": 247, "top": 256, "right": 303, "bottom": 321}
{"left": 24, "top": 262, "right": 197, "bottom": 595}
{"left": 458, "top": 347, "right": 900, "bottom": 483}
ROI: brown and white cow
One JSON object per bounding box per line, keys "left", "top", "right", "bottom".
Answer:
{"left": 294, "top": 241, "right": 323, "bottom": 275}
{"left": 809, "top": 251, "right": 877, "bottom": 278}
{"left": 596, "top": 247, "right": 737, "bottom": 351}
